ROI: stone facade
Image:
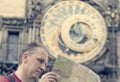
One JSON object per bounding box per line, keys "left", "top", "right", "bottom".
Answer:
{"left": 0, "top": 0, "right": 120, "bottom": 82}
{"left": 0, "top": 31, "right": 1, "bottom": 44}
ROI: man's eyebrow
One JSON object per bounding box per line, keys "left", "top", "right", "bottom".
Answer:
{"left": 37, "top": 58, "right": 47, "bottom": 63}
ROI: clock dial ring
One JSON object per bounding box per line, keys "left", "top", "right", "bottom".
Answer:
{"left": 40, "top": 0, "right": 107, "bottom": 63}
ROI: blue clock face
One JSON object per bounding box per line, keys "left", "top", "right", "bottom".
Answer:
{"left": 70, "top": 22, "right": 85, "bottom": 43}
{"left": 40, "top": 0, "right": 107, "bottom": 63}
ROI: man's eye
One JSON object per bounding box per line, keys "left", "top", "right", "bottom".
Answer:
{"left": 37, "top": 58, "right": 45, "bottom": 63}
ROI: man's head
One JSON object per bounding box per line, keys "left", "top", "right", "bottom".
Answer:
{"left": 18, "top": 42, "right": 48, "bottom": 79}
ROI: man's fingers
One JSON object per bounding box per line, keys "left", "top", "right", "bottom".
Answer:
{"left": 42, "top": 72, "right": 59, "bottom": 78}
{"left": 43, "top": 75, "right": 59, "bottom": 82}
{"left": 41, "top": 72, "right": 60, "bottom": 82}
{"left": 46, "top": 78, "right": 57, "bottom": 82}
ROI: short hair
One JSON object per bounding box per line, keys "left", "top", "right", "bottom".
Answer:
{"left": 18, "top": 41, "right": 48, "bottom": 64}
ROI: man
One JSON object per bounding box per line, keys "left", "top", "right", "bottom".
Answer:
{"left": 0, "top": 42, "right": 59, "bottom": 82}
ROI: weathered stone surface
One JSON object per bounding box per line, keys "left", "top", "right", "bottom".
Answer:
{"left": 0, "top": 31, "right": 1, "bottom": 44}
{"left": 52, "top": 55, "right": 101, "bottom": 82}
{"left": 0, "top": 0, "right": 26, "bottom": 18}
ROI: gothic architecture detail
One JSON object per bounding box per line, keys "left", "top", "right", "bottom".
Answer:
{"left": 0, "top": 0, "right": 120, "bottom": 82}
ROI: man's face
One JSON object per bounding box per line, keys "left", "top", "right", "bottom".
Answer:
{"left": 25, "top": 47, "right": 48, "bottom": 79}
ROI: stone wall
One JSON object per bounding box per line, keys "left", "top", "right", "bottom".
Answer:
{"left": 116, "top": 32, "right": 120, "bottom": 82}
{"left": 0, "top": 0, "right": 120, "bottom": 82}
{"left": 0, "top": 30, "right": 1, "bottom": 44}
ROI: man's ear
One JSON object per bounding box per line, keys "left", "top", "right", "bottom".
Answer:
{"left": 22, "top": 52, "right": 29, "bottom": 63}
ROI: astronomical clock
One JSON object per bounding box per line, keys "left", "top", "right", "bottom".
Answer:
{"left": 0, "top": 0, "right": 119, "bottom": 82}
{"left": 40, "top": 0, "right": 120, "bottom": 82}
{"left": 40, "top": 0, "right": 107, "bottom": 63}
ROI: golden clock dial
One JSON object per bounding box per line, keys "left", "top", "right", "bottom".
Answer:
{"left": 40, "top": 0, "right": 107, "bottom": 63}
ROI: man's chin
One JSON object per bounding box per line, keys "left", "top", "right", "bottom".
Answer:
{"left": 32, "top": 75, "right": 39, "bottom": 80}
{"left": 32, "top": 73, "right": 41, "bottom": 79}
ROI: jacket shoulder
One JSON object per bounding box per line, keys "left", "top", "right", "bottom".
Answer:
{"left": 0, "top": 75, "right": 10, "bottom": 82}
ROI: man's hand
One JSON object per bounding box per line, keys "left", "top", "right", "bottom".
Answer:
{"left": 39, "top": 72, "right": 60, "bottom": 82}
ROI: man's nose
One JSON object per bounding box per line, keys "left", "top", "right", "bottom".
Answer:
{"left": 40, "top": 64, "right": 46, "bottom": 70}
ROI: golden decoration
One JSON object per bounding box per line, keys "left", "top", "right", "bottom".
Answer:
{"left": 40, "top": 0, "right": 107, "bottom": 63}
